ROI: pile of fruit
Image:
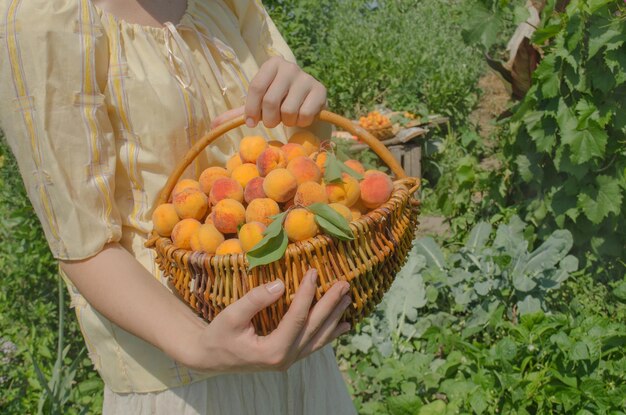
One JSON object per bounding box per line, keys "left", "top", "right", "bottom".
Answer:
{"left": 358, "top": 111, "right": 391, "bottom": 130}
{"left": 151, "top": 131, "right": 395, "bottom": 266}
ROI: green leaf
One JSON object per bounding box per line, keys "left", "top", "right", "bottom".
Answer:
{"left": 517, "top": 296, "right": 542, "bottom": 315}
{"left": 339, "top": 162, "right": 364, "bottom": 181}
{"left": 461, "top": 3, "right": 501, "bottom": 50}
{"left": 307, "top": 202, "right": 354, "bottom": 240}
{"left": 466, "top": 222, "right": 492, "bottom": 252}
{"left": 264, "top": 211, "right": 288, "bottom": 239}
{"left": 246, "top": 229, "right": 289, "bottom": 269}
{"left": 577, "top": 175, "right": 623, "bottom": 224}
{"left": 323, "top": 152, "right": 343, "bottom": 183}
{"left": 414, "top": 237, "right": 446, "bottom": 270}
{"left": 613, "top": 281, "right": 626, "bottom": 302}
{"left": 562, "top": 121, "right": 608, "bottom": 164}
{"left": 532, "top": 24, "right": 562, "bottom": 44}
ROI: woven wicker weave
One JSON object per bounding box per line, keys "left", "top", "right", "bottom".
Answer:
{"left": 145, "top": 111, "right": 420, "bottom": 335}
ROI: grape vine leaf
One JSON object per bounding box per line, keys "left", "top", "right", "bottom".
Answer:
{"left": 577, "top": 175, "right": 623, "bottom": 224}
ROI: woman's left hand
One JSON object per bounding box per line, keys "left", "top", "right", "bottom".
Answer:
{"left": 210, "top": 56, "right": 327, "bottom": 130}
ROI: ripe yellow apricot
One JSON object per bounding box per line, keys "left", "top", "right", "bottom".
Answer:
{"left": 209, "top": 178, "right": 244, "bottom": 205}
{"left": 286, "top": 156, "right": 322, "bottom": 185}
{"left": 263, "top": 168, "right": 298, "bottom": 203}
{"left": 212, "top": 199, "right": 246, "bottom": 234}
{"left": 288, "top": 131, "right": 320, "bottom": 156}
{"left": 226, "top": 153, "right": 243, "bottom": 174}
{"left": 198, "top": 167, "right": 228, "bottom": 195}
{"left": 238, "top": 221, "right": 267, "bottom": 252}
{"left": 239, "top": 136, "right": 268, "bottom": 163}
{"left": 171, "top": 218, "right": 202, "bottom": 250}
{"left": 172, "top": 179, "right": 201, "bottom": 198}
{"left": 190, "top": 223, "right": 225, "bottom": 254}
{"left": 344, "top": 159, "right": 365, "bottom": 175}
{"left": 294, "top": 181, "right": 328, "bottom": 207}
{"left": 325, "top": 174, "right": 360, "bottom": 207}
{"left": 360, "top": 172, "right": 394, "bottom": 209}
{"left": 172, "top": 188, "right": 209, "bottom": 220}
{"left": 256, "top": 147, "right": 287, "bottom": 177}
{"left": 231, "top": 163, "right": 260, "bottom": 189}
{"left": 215, "top": 239, "right": 244, "bottom": 255}
{"left": 281, "top": 143, "right": 308, "bottom": 163}
{"left": 152, "top": 203, "right": 180, "bottom": 237}
{"left": 244, "top": 176, "right": 266, "bottom": 204}
{"left": 284, "top": 208, "right": 319, "bottom": 242}
{"left": 245, "top": 198, "right": 280, "bottom": 226}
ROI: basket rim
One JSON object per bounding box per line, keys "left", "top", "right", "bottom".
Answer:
{"left": 146, "top": 176, "right": 419, "bottom": 262}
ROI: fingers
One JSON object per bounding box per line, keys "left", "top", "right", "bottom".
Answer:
{"left": 209, "top": 106, "right": 244, "bottom": 130}
{"left": 224, "top": 279, "right": 285, "bottom": 327}
{"left": 245, "top": 57, "right": 280, "bottom": 128}
{"left": 279, "top": 73, "right": 313, "bottom": 127}
{"left": 267, "top": 268, "right": 319, "bottom": 350}
{"left": 261, "top": 64, "right": 299, "bottom": 128}
{"left": 293, "top": 280, "right": 350, "bottom": 350}
{"left": 296, "top": 83, "right": 327, "bottom": 127}
{"left": 297, "top": 319, "right": 351, "bottom": 361}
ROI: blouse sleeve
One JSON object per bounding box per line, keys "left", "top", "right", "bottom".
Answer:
{"left": 0, "top": 0, "right": 122, "bottom": 261}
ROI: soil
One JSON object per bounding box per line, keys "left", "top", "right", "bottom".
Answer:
{"left": 469, "top": 71, "right": 511, "bottom": 142}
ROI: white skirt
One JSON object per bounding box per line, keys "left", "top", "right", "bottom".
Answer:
{"left": 102, "top": 344, "right": 357, "bottom": 415}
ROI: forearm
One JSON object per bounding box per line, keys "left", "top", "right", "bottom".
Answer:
{"left": 60, "top": 242, "right": 205, "bottom": 367}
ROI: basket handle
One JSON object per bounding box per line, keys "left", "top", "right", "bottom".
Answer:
{"left": 156, "top": 110, "right": 408, "bottom": 206}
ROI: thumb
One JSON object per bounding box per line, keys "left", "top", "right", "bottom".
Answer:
{"left": 225, "top": 279, "right": 285, "bottom": 325}
{"left": 209, "top": 106, "right": 245, "bottom": 130}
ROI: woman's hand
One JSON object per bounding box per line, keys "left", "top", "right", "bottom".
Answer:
{"left": 186, "top": 268, "right": 351, "bottom": 373}
{"left": 210, "top": 57, "right": 327, "bottom": 130}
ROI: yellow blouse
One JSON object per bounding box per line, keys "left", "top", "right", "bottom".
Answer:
{"left": 0, "top": 2, "right": 351, "bottom": 408}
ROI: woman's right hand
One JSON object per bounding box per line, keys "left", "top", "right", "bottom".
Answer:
{"left": 186, "top": 268, "right": 352, "bottom": 373}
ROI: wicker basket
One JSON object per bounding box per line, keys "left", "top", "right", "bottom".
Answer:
{"left": 364, "top": 124, "right": 394, "bottom": 140}
{"left": 145, "top": 111, "right": 420, "bottom": 335}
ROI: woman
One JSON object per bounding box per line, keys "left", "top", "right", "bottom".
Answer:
{"left": 0, "top": 0, "right": 356, "bottom": 413}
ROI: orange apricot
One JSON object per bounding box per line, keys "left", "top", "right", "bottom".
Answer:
{"left": 238, "top": 221, "right": 267, "bottom": 252}
{"left": 268, "top": 140, "right": 284, "bottom": 148}
{"left": 172, "top": 188, "right": 209, "bottom": 220}
{"left": 231, "top": 163, "right": 260, "bottom": 189}
{"left": 359, "top": 172, "right": 394, "bottom": 209}
{"left": 172, "top": 179, "right": 201, "bottom": 198}
{"left": 171, "top": 218, "right": 202, "bottom": 250}
{"left": 239, "top": 135, "right": 268, "bottom": 163}
{"left": 152, "top": 203, "right": 180, "bottom": 237}
{"left": 209, "top": 178, "right": 244, "bottom": 205}
{"left": 311, "top": 151, "right": 328, "bottom": 173}
{"left": 329, "top": 203, "right": 353, "bottom": 222}
{"left": 212, "top": 199, "right": 246, "bottom": 234}
{"left": 284, "top": 208, "right": 319, "bottom": 242}
{"left": 287, "top": 156, "right": 322, "bottom": 185}
{"left": 226, "top": 153, "right": 243, "bottom": 174}
{"left": 281, "top": 143, "right": 307, "bottom": 163}
{"left": 198, "top": 167, "right": 229, "bottom": 195}
{"left": 245, "top": 198, "right": 280, "bottom": 227}
{"left": 288, "top": 131, "right": 320, "bottom": 156}
{"left": 294, "top": 181, "right": 328, "bottom": 207}
{"left": 325, "top": 174, "right": 361, "bottom": 207}
{"left": 215, "top": 239, "right": 244, "bottom": 255}
{"left": 256, "top": 147, "right": 287, "bottom": 177}
{"left": 344, "top": 159, "right": 365, "bottom": 175}
{"left": 244, "top": 176, "right": 266, "bottom": 204}
{"left": 263, "top": 168, "right": 298, "bottom": 203}
{"left": 190, "top": 223, "right": 225, "bottom": 254}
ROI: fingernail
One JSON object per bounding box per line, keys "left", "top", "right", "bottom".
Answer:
{"left": 246, "top": 117, "right": 256, "bottom": 128}
{"left": 266, "top": 279, "right": 284, "bottom": 293}
{"left": 340, "top": 282, "right": 350, "bottom": 296}
{"left": 309, "top": 269, "right": 318, "bottom": 285}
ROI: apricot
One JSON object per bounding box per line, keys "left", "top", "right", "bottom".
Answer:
{"left": 244, "top": 176, "right": 266, "bottom": 204}
{"left": 294, "top": 181, "right": 328, "bottom": 207}
{"left": 172, "top": 179, "right": 201, "bottom": 198}
{"left": 152, "top": 203, "right": 180, "bottom": 237}
{"left": 329, "top": 203, "right": 353, "bottom": 222}
{"left": 256, "top": 147, "right": 286, "bottom": 177}
{"left": 281, "top": 143, "right": 307, "bottom": 163}
{"left": 231, "top": 163, "right": 260, "bottom": 189}
{"left": 204, "top": 211, "right": 215, "bottom": 225}
{"left": 215, "top": 239, "right": 243, "bottom": 255}
{"left": 238, "top": 221, "right": 267, "bottom": 252}
{"left": 312, "top": 151, "right": 328, "bottom": 173}
{"left": 284, "top": 208, "right": 319, "bottom": 242}
{"left": 288, "top": 131, "right": 320, "bottom": 156}
{"left": 171, "top": 218, "right": 201, "bottom": 250}
{"left": 350, "top": 200, "right": 367, "bottom": 220}
{"left": 350, "top": 208, "right": 362, "bottom": 221}
{"left": 268, "top": 140, "right": 284, "bottom": 148}
{"left": 325, "top": 174, "right": 360, "bottom": 207}
{"left": 190, "top": 223, "right": 225, "bottom": 254}
{"left": 172, "top": 188, "right": 209, "bottom": 220}
{"left": 287, "top": 156, "right": 322, "bottom": 185}
{"left": 344, "top": 159, "right": 365, "bottom": 175}
{"left": 239, "top": 135, "right": 267, "bottom": 163}
{"left": 209, "top": 178, "right": 244, "bottom": 205}
{"left": 212, "top": 199, "right": 246, "bottom": 234}
{"left": 263, "top": 168, "right": 298, "bottom": 203}
{"left": 226, "top": 153, "right": 243, "bottom": 174}
{"left": 364, "top": 169, "right": 382, "bottom": 177}
{"left": 198, "top": 167, "right": 228, "bottom": 195}
{"left": 245, "top": 198, "right": 280, "bottom": 226}
{"left": 360, "top": 172, "right": 394, "bottom": 209}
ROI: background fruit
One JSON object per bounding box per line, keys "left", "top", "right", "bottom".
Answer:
{"left": 288, "top": 131, "right": 320, "bottom": 155}
{"left": 281, "top": 143, "right": 307, "bottom": 163}
{"left": 329, "top": 203, "right": 352, "bottom": 222}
